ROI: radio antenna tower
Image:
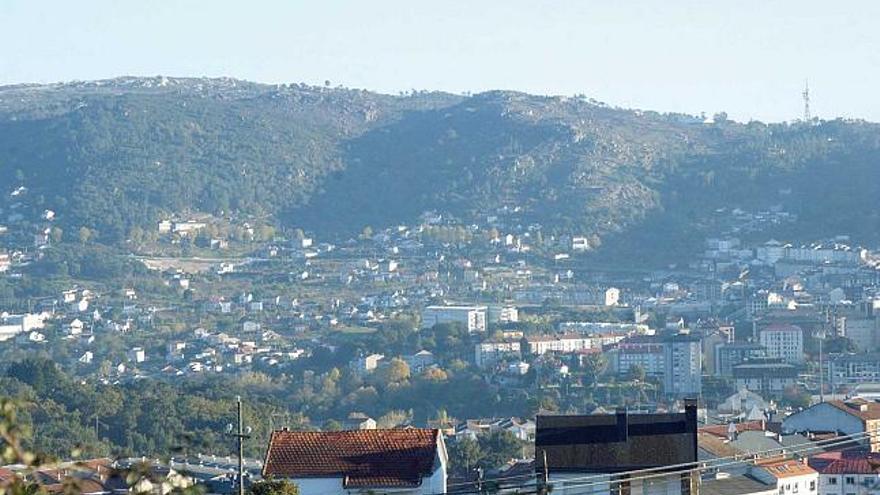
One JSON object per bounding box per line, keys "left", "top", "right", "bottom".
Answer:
{"left": 802, "top": 80, "right": 811, "bottom": 121}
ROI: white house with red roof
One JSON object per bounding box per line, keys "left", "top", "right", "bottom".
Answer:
{"left": 262, "top": 428, "right": 447, "bottom": 494}
{"left": 809, "top": 449, "right": 880, "bottom": 495}
{"left": 749, "top": 458, "right": 818, "bottom": 495}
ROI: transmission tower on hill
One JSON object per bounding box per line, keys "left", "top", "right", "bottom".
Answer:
{"left": 802, "top": 80, "right": 811, "bottom": 121}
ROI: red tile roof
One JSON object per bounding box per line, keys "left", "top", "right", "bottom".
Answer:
{"left": 809, "top": 449, "right": 880, "bottom": 475}
{"left": 828, "top": 399, "right": 880, "bottom": 421}
{"left": 263, "top": 428, "right": 440, "bottom": 488}
{"left": 754, "top": 458, "right": 817, "bottom": 479}
{"left": 700, "top": 420, "right": 766, "bottom": 439}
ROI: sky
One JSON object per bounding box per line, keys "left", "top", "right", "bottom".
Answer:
{"left": 2, "top": 0, "right": 879, "bottom": 122}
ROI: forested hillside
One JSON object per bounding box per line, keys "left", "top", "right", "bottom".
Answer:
{"left": 1, "top": 77, "right": 878, "bottom": 252}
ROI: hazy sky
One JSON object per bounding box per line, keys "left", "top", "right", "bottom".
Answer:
{"left": 2, "top": 1, "right": 879, "bottom": 122}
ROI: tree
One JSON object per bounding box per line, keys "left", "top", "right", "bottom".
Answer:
{"left": 249, "top": 479, "right": 300, "bottom": 495}
{"left": 580, "top": 353, "right": 608, "bottom": 386}
{"left": 376, "top": 358, "right": 410, "bottom": 386}
{"left": 447, "top": 437, "right": 485, "bottom": 472}
{"left": 628, "top": 364, "right": 646, "bottom": 382}
{"left": 360, "top": 226, "right": 373, "bottom": 239}
{"left": 323, "top": 419, "right": 343, "bottom": 431}
{"left": 49, "top": 227, "right": 63, "bottom": 244}
{"left": 478, "top": 430, "right": 525, "bottom": 470}
{"left": 78, "top": 227, "right": 92, "bottom": 244}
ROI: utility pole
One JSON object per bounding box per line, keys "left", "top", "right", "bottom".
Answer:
{"left": 226, "top": 396, "right": 252, "bottom": 495}
{"left": 818, "top": 330, "right": 825, "bottom": 403}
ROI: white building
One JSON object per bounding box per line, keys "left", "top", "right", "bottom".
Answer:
{"left": 487, "top": 304, "right": 518, "bottom": 324}
{"left": 263, "top": 428, "right": 447, "bottom": 495}
{"left": 749, "top": 459, "right": 818, "bottom": 495}
{"left": 421, "top": 305, "right": 487, "bottom": 332}
{"left": 526, "top": 335, "right": 597, "bottom": 355}
{"left": 128, "top": 347, "right": 146, "bottom": 363}
{"left": 759, "top": 324, "right": 805, "bottom": 364}
{"left": 810, "top": 449, "right": 880, "bottom": 495}
{"left": 662, "top": 332, "right": 702, "bottom": 398}
{"left": 475, "top": 341, "right": 521, "bottom": 368}
{"left": 351, "top": 353, "right": 385, "bottom": 376}
{"left": 0, "top": 312, "right": 49, "bottom": 342}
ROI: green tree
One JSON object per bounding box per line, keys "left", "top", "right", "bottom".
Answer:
{"left": 49, "top": 227, "right": 63, "bottom": 244}
{"left": 479, "top": 430, "right": 525, "bottom": 469}
{"left": 249, "top": 479, "right": 300, "bottom": 495}
{"left": 580, "top": 353, "right": 608, "bottom": 386}
{"left": 447, "top": 437, "right": 485, "bottom": 472}
{"left": 78, "top": 227, "right": 92, "bottom": 244}
{"left": 628, "top": 364, "right": 646, "bottom": 382}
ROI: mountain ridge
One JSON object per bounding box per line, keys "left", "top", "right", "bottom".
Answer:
{"left": 1, "top": 76, "right": 878, "bottom": 259}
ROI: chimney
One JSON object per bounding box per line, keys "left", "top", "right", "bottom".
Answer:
{"left": 684, "top": 398, "right": 699, "bottom": 422}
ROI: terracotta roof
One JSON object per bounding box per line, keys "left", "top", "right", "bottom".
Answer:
{"left": 700, "top": 420, "right": 766, "bottom": 439}
{"left": 809, "top": 449, "right": 880, "bottom": 475}
{"left": 698, "top": 433, "right": 739, "bottom": 458}
{"left": 754, "top": 459, "right": 817, "bottom": 479}
{"left": 827, "top": 399, "right": 880, "bottom": 421}
{"left": 262, "top": 428, "right": 440, "bottom": 488}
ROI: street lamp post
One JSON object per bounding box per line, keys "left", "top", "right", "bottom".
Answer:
{"left": 226, "top": 396, "right": 252, "bottom": 495}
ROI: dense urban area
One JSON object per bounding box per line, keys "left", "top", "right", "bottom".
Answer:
{"left": 1, "top": 78, "right": 880, "bottom": 495}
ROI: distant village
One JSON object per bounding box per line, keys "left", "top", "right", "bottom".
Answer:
{"left": 2, "top": 181, "right": 880, "bottom": 495}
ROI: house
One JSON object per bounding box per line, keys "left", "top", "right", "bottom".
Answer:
{"left": 535, "top": 400, "right": 699, "bottom": 494}
{"left": 68, "top": 318, "right": 85, "bottom": 336}
{"left": 262, "top": 428, "right": 447, "bottom": 495}
{"left": 342, "top": 412, "right": 377, "bottom": 431}
{"left": 350, "top": 354, "right": 384, "bottom": 377}
{"left": 809, "top": 449, "right": 880, "bottom": 495}
{"left": 783, "top": 399, "right": 880, "bottom": 452}
{"left": 405, "top": 350, "right": 435, "bottom": 371}
{"left": 748, "top": 458, "right": 818, "bottom": 495}
{"left": 717, "top": 389, "right": 773, "bottom": 419}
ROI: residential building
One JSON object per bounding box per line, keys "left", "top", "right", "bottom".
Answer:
{"left": 759, "top": 324, "right": 805, "bottom": 364}
{"left": 809, "top": 449, "right": 880, "bottom": 495}
{"left": 487, "top": 304, "right": 519, "bottom": 324}
{"left": 474, "top": 341, "right": 521, "bottom": 368}
{"left": 526, "top": 335, "right": 599, "bottom": 356}
{"left": 663, "top": 332, "right": 702, "bottom": 398}
{"left": 608, "top": 338, "right": 665, "bottom": 377}
{"left": 262, "top": 428, "right": 447, "bottom": 495}
{"left": 748, "top": 458, "right": 818, "bottom": 495}
{"left": 783, "top": 399, "right": 880, "bottom": 453}
{"left": 715, "top": 343, "right": 768, "bottom": 377}
{"left": 421, "top": 305, "right": 487, "bottom": 332}
{"left": 733, "top": 359, "right": 798, "bottom": 394}
{"left": 535, "top": 400, "right": 699, "bottom": 494}
{"left": 341, "top": 413, "right": 377, "bottom": 431}
{"left": 350, "top": 353, "right": 384, "bottom": 377}
{"left": 828, "top": 353, "right": 880, "bottom": 388}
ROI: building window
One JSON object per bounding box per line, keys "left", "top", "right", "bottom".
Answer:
{"left": 846, "top": 476, "right": 855, "bottom": 484}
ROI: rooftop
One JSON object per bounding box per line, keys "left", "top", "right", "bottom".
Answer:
{"left": 262, "top": 428, "right": 440, "bottom": 488}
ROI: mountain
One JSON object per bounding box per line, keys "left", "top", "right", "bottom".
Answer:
{"left": 1, "top": 77, "right": 878, "bottom": 257}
